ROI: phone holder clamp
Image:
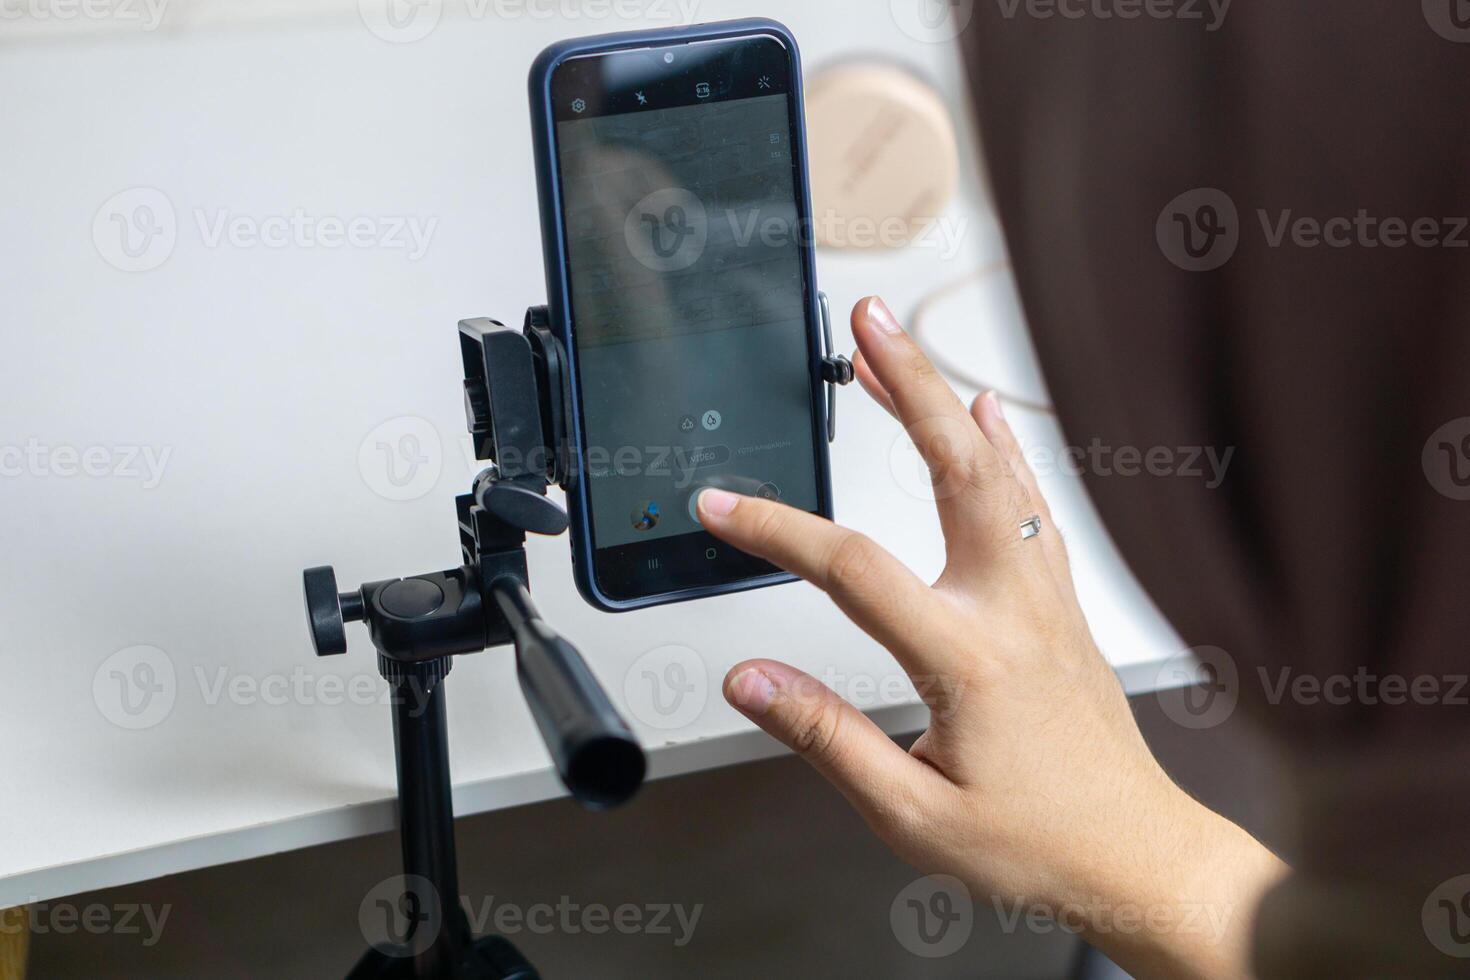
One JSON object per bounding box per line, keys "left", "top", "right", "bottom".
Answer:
{"left": 300, "top": 293, "right": 848, "bottom": 979}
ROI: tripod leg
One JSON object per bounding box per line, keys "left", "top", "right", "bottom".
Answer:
{"left": 389, "top": 664, "right": 469, "bottom": 978}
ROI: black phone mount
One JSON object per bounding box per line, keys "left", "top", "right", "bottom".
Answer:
{"left": 301, "top": 297, "right": 851, "bottom": 979}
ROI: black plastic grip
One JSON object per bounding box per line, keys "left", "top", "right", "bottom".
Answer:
{"left": 490, "top": 577, "right": 646, "bottom": 810}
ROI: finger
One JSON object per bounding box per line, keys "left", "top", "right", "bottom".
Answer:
{"left": 853, "top": 350, "right": 897, "bottom": 420}
{"left": 725, "top": 660, "right": 950, "bottom": 833}
{"left": 852, "top": 296, "right": 1034, "bottom": 570}
{"left": 970, "top": 391, "right": 1081, "bottom": 601}
{"left": 698, "top": 489, "right": 954, "bottom": 678}
{"left": 851, "top": 295, "right": 978, "bottom": 437}
{"left": 970, "top": 391, "right": 1050, "bottom": 521}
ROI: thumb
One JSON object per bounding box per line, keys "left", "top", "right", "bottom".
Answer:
{"left": 724, "top": 659, "right": 946, "bottom": 830}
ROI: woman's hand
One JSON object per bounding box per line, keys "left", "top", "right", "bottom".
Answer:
{"left": 696, "top": 297, "right": 1285, "bottom": 980}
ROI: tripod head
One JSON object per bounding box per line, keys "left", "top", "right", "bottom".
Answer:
{"left": 303, "top": 310, "right": 645, "bottom": 810}
{"left": 298, "top": 301, "right": 849, "bottom": 979}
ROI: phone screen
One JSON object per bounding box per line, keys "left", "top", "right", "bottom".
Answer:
{"left": 549, "top": 34, "right": 825, "bottom": 602}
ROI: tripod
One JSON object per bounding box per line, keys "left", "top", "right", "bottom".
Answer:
{"left": 301, "top": 300, "right": 851, "bottom": 978}
{"left": 303, "top": 310, "right": 647, "bottom": 979}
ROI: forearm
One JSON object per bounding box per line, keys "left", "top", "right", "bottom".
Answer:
{"left": 1072, "top": 788, "right": 1288, "bottom": 980}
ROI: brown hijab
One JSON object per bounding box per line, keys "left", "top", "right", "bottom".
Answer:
{"left": 958, "top": 3, "right": 1470, "bottom": 975}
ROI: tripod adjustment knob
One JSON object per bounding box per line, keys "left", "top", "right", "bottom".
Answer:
{"left": 303, "top": 565, "right": 364, "bottom": 657}
{"left": 478, "top": 478, "right": 570, "bottom": 537}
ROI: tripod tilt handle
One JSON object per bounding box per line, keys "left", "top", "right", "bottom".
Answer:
{"left": 490, "top": 577, "right": 646, "bottom": 810}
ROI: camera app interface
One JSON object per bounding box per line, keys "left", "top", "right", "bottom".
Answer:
{"left": 553, "top": 41, "right": 821, "bottom": 564}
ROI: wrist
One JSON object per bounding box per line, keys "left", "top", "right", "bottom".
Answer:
{"left": 1065, "top": 774, "right": 1285, "bottom": 978}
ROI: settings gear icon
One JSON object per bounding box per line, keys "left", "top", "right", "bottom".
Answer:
{"left": 571, "top": 98, "right": 587, "bottom": 113}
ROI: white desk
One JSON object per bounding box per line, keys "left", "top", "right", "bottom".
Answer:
{"left": 0, "top": 1, "right": 1186, "bottom": 908}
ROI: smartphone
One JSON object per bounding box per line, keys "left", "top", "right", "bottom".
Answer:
{"left": 529, "top": 19, "right": 833, "bottom": 612}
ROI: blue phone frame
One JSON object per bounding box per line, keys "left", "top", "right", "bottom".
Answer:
{"left": 528, "top": 18, "right": 834, "bottom": 613}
